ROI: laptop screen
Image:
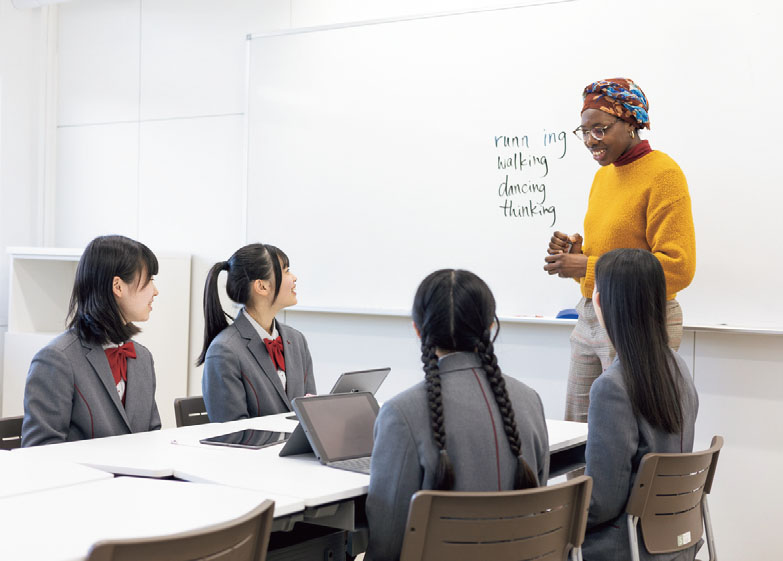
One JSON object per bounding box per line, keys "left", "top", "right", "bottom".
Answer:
{"left": 329, "top": 367, "right": 390, "bottom": 395}
{"left": 293, "top": 392, "right": 379, "bottom": 462}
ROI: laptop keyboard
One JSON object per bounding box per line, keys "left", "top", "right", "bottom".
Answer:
{"left": 329, "top": 456, "right": 372, "bottom": 475}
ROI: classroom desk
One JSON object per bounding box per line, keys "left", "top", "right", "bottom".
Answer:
{"left": 0, "top": 476, "right": 302, "bottom": 561}
{"left": 0, "top": 453, "right": 113, "bottom": 498}
{"left": 6, "top": 416, "right": 587, "bottom": 559}
{"left": 10, "top": 415, "right": 586, "bottom": 527}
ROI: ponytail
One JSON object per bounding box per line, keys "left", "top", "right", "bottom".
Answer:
{"left": 422, "top": 341, "right": 455, "bottom": 491}
{"left": 196, "top": 261, "right": 231, "bottom": 366}
{"left": 478, "top": 326, "right": 538, "bottom": 489}
{"left": 196, "top": 244, "right": 291, "bottom": 366}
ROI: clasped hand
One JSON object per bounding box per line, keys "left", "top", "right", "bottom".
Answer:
{"left": 544, "top": 231, "right": 588, "bottom": 279}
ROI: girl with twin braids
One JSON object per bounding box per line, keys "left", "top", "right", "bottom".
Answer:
{"left": 365, "top": 269, "right": 549, "bottom": 561}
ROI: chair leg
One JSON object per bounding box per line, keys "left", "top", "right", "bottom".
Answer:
{"left": 702, "top": 497, "right": 717, "bottom": 561}
{"left": 627, "top": 515, "right": 641, "bottom": 561}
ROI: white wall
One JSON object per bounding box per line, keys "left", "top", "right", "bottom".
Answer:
{"left": 0, "top": 0, "right": 46, "bottom": 404}
{"left": 0, "top": 0, "right": 779, "bottom": 558}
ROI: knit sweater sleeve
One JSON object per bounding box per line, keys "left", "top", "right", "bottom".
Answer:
{"left": 646, "top": 167, "right": 696, "bottom": 298}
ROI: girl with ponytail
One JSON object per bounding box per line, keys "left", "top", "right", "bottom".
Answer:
{"left": 198, "top": 243, "right": 315, "bottom": 422}
{"left": 583, "top": 249, "right": 699, "bottom": 561}
{"left": 365, "top": 269, "right": 549, "bottom": 561}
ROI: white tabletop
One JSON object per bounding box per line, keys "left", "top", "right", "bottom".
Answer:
{"left": 0, "top": 453, "right": 113, "bottom": 498}
{"left": 10, "top": 415, "right": 587, "bottom": 486}
{"left": 546, "top": 419, "right": 589, "bottom": 452}
{"left": 0, "top": 476, "right": 303, "bottom": 561}
{"left": 172, "top": 416, "right": 587, "bottom": 502}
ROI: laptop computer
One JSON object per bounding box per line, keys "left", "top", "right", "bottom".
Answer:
{"left": 283, "top": 367, "right": 390, "bottom": 420}
{"left": 280, "top": 392, "right": 379, "bottom": 475}
{"left": 329, "top": 367, "right": 390, "bottom": 394}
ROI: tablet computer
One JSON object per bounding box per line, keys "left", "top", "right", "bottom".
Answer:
{"left": 200, "top": 429, "right": 291, "bottom": 449}
{"left": 287, "top": 392, "right": 379, "bottom": 473}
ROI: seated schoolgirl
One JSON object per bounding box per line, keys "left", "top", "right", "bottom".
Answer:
{"left": 365, "top": 269, "right": 550, "bottom": 561}
{"left": 22, "top": 235, "right": 162, "bottom": 446}
{"left": 198, "top": 243, "right": 315, "bottom": 422}
{"left": 583, "top": 248, "right": 699, "bottom": 561}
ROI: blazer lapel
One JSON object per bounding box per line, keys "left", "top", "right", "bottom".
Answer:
{"left": 278, "top": 323, "right": 303, "bottom": 401}
{"left": 234, "top": 313, "right": 291, "bottom": 410}
{"left": 83, "top": 342, "right": 132, "bottom": 430}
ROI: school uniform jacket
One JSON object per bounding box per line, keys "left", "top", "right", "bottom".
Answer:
{"left": 21, "top": 330, "right": 161, "bottom": 447}
{"left": 365, "top": 352, "right": 550, "bottom": 561}
{"left": 201, "top": 312, "right": 315, "bottom": 422}
{"left": 583, "top": 352, "right": 699, "bottom": 561}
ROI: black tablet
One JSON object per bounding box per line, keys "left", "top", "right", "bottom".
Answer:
{"left": 200, "top": 429, "right": 291, "bottom": 449}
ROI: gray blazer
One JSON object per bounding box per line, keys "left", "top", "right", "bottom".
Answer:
{"left": 201, "top": 312, "right": 316, "bottom": 422}
{"left": 583, "top": 352, "right": 699, "bottom": 561}
{"left": 22, "top": 330, "right": 161, "bottom": 447}
{"left": 365, "top": 352, "right": 550, "bottom": 561}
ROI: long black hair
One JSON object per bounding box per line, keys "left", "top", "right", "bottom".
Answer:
{"left": 594, "top": 248, "right": 684, "bottom": 433}
{"left": 67, "top": 235, "right": 159, "bottom": 345}
{"left": 412, "top": 269, "right": 539, "bottom": 491}
{"left": 196, "top": 243, "right": 289, "bottom": 366}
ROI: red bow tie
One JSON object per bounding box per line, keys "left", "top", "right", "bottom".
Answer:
{"left": 105, "top": 342, "right": 136, "bottom": 395}
{"left": 263, "top": 336, "right": 286, "bottom": 372}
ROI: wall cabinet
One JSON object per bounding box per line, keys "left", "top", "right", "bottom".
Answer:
{"left": 2, "top": 248, "right": 191, "bottom": 428}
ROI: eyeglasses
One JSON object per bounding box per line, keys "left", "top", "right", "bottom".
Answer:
{"left": 573, "top": 120, "right": 619, "bottom": 141}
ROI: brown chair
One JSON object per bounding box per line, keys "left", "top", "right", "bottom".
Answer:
{"left": 626, "top": 435, "right": 723, "bottom": 561}
{"left": 174, "top": 396, "right": 210, "bottom": 427}
{"left": 87, "top": 499, "right": 274, "bottom": 561}
{"left": 0, "top": 415, "right": 23, "bottom": 450}
{"left": 399, "top": 475, "right": 593, "bottom": 561}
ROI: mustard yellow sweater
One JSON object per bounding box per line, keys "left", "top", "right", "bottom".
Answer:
{"left": 581, "top": 150, "right": 696, "bottom": 300}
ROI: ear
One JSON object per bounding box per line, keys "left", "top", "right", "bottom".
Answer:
{"left": 112, "top": 276, "right": 124, "bottom": 299}
{"left": 593, "top": 290, "right": 601, "bottom": 310}
{"left": 412, "top": 321, "right": 421, "bottom": 339}
{"left": 252, "top": 278, "right": 269, "bottom": 296}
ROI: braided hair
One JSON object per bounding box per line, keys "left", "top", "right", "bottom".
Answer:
{"left": 412, "top": 269, "right": 538, "bottom": 491}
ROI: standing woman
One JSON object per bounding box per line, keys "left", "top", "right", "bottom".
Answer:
{"left": 198, "top": 243, "right": 315, "bottom": 422}
{"left": 544, "top": 78, "right": 695, "bottom": 422}
{"left": 583, "top": 249, "right": 699, "bottom": 561}
{"left": 22, "top": 235, "right": 162, "bottom": 446}
{"left": 365, "top": 270, "right": 549, "bottom": 561}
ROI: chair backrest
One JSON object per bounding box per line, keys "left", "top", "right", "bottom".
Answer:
{"left": 0, "top": 415, "right": 23, "bottom": 450}
{"left": 626, "top": 435, "right": 723, "bottom": 555}
{"left": 399, "top": 475, "right": 593, "bottom": 561}
{"left": 87, "top": 499, "right": 274, "bottom": 561}
{"left": 174, "top": 396, "right": 210, "bottom": 427}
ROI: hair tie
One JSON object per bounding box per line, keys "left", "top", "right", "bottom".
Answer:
{"left": 222, "top": 261, "right": 230, "bottom": 271}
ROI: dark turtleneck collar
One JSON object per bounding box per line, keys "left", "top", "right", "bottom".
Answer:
{"left": 614, "top": 139, "right": 651, "bottom": 166}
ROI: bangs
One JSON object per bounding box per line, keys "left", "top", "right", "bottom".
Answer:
{"left": 137, "top": 243, "right": 159, "bottom": 286}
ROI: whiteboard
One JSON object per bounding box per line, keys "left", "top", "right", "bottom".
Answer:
{"left": 246, "top": 0, "right": 783, "bottom": 329}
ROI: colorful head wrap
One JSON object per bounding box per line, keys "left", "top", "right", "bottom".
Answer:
{"left": 581, "top": 78, "right": 650, "bottom": 130}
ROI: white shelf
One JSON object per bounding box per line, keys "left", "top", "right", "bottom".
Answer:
{"left": 2, "top": 247, "right": 192, "bottom": 428}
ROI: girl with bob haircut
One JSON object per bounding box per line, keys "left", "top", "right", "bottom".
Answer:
{"left": 22, "top": 235, "right": 162, "bottom": 446}
{"left": 583, "top": 249, "right": 699, "bottom": 561}
{"left": 365, "top": 269, "right": 549, "bottom": 561}
{"left": 198, "top": 243, "right": 315, "bottom": 422}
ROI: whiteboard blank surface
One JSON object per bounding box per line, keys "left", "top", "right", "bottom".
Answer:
{"left": 246, "top": 0, "right": 783, "bottom": 329}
